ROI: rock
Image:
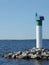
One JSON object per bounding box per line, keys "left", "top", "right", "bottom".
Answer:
{"left": 41, "top": 56, "right": 47, "bottom": 60}
{"left": 30, "top": 49, "right": 36, "bottom": 55}
{"left": 36, "top": 51, "right": 41, "bottom": 55}
{"left": 15, "top": 55, "right": 29, "bottom": 59}
{"left": 28, "top": 54, "right": 37, "bottom": 59}
{"left": 22, "top": 52, "right": 27, "bottom": 56}
{"left": 2, "top": 48, "right": 49, "bottom": 60}
{"left": 15, "top": 55, "right": 23, "bottom": 59}
{"left": 47, "top": 55, "right": 49, "bottom": 59}
{"left": 12, "top": 54, "right": 16, "bottom": 59}
{"left": 16, "top": 51, "right": 22, "bottom": 56}
{"left": 42, "top": 48, "right": 45, "bottom": 52}
{"left": 3, "top": 53, "right": 13, "bottom": 58}
{"left": 41, "top": 52, "right": 47, "bottom": 56}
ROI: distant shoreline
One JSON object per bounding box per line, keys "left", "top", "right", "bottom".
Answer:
{"left": 0, "top": 39, "right": 49, "bottom": 41}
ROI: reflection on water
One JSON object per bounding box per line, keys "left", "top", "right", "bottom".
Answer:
{"left": 34, "top": 60, "right": 41, "bottom": 65}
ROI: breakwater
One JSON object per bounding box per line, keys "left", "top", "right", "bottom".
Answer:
{"left": 2, "top": 48, "right": 49, "bottom": 60}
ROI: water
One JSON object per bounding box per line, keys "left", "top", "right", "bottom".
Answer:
{"left": 0, "top": 39, "right": 49, "bottom": 65}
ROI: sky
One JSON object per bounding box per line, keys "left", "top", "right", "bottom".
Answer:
{"left": 0, "top": 0, "right": 49, "bottom": 40}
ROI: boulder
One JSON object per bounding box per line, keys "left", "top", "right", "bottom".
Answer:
{"left": 2, "top": 48, "right": 49, "bottom": 60}
{"left": 2, "top": 53, "right": 13, "bottom": 58}
{"left": 28, "top": 54, "right": 37, "bottom": 59}
{"left": 16, "top": 51, "right": 22, "bottom": 56}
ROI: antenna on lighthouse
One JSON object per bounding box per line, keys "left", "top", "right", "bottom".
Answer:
{"left": 36, "top": 13, "right": 44, "bottom": 48}
{"left": 36, "top": 13, "right": 37, "bottom": 16}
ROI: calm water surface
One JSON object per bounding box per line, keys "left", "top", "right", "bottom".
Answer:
{"left": 0, "top": 39, "right": 49, "bottom": 65}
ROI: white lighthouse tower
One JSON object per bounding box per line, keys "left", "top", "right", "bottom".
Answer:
{"left": 36, "top": 13, "right": 44, "bottom": 48}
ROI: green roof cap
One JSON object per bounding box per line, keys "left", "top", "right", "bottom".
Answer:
{"left": 36, "top": 20, "right": 42, "bottom": 26}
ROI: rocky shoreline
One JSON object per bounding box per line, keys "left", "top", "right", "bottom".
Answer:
{"left": 2, "top": 48, "right": 49, "bottom": 60}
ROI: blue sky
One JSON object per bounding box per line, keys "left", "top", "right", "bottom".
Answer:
{"left": 0, "top": 0, "right": 49, "bottom": 39}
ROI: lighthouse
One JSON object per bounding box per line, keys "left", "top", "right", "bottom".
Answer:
{"left": 36, "top": 13, "right": 44, "bottom": 48}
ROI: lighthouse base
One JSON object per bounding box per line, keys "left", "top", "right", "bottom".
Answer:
{"left": 2, "top": 48, "right": 49, "bottom": 60}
